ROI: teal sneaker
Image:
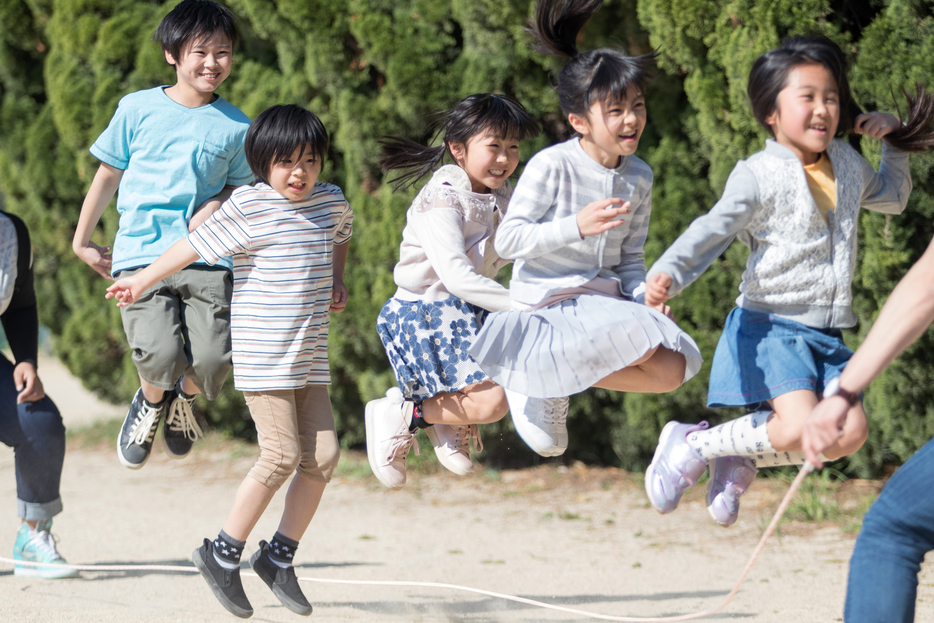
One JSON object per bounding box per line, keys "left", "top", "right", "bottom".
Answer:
{"left": 13, "top": 520, "right": 78, "bottom": 579}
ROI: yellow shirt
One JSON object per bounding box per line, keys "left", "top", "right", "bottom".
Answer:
{"left": 804, "top": 152, "right": 837, "bottom": 221}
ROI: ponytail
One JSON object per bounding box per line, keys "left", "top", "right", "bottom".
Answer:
{"left": 378, "top": 137, "right": 447, "bottom": 192}
{"left": 880, "top": 84, "right": 934, "bottom": 153}
{"left": 527, "top": 0, "right": 656, "bottom": 118}
{"left": 528, "top": 0, "right": 603, "bottom": 58}
{"left": 379, "top": 94, "right": 540, "bottom": 192}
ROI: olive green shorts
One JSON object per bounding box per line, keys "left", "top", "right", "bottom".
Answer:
{"left": 118, "top": 265, "right": 232, "bottom": 400}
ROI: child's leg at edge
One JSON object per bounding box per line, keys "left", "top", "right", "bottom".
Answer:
{"left": 418, "top": 380, "right": 509, "bottom": 426}
{"left": 768, "top": 388, "right": 868, "bottom": 459}
{"left": 592, "top": 346, "right": 686, "bottom": 394}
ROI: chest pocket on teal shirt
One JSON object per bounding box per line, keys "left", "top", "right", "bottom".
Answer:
{"left": 196, "top": 142, "right": 229, "bottom": 196}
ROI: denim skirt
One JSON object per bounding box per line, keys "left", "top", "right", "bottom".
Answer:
{"left": 707, "top": 307, "right": 854, "bottom": 408}
{"left": 377, "top": 296, "right": 490, "bottom": 402}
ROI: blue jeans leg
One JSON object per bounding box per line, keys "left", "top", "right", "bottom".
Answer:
{"left": 845, "top": 437, "right": 934, "bottom": 623}
{"left": 0, "top": 355, "right": 65, "bottom": 521}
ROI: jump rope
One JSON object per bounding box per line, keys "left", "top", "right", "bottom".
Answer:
{"left": 0, "top": 461, "right": 815, "bottom": 621}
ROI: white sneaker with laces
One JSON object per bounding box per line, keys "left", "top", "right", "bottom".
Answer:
{"left": 365, "top": 388, "right": 419, "bottom": 489}
{"left": 426, "top": 423, "right": 481, "bottom": 476}
{"left": 505, "top": 389, "right": 569, "bottom": 457}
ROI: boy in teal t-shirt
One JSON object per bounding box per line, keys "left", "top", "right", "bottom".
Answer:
{"left": 73, "top": 0, "right": 252, "bottom": 469}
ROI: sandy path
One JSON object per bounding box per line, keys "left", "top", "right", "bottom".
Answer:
{"left": 1, "top": 357, "right": 932, "bottom": 622}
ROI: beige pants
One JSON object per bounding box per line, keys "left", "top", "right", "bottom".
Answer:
{"left": 243, "top": 385, "right": 340, "bottom": 489}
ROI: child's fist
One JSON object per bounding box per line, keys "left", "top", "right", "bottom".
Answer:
{"left": 645, "top": 272, "right": 672, "bottom": 308}
{"left": 854, "top": 112, "right": 901, "bottom": 139}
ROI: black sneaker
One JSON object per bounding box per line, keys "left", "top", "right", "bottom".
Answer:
{"left": 192, "top": 538, "right": 253, "bottom": 619}
{"left": 162, "top": 381, "right": 202, "bottom": 459}
{"left": 116, "top": 389, "right": 166, "bottom": 469}
{"left": 250, "top": 541, "right": 313, "bottom": 616}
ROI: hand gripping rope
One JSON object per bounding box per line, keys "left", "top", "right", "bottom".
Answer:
{"left": 0, "top": 462, "right": 814, "bottom": 622}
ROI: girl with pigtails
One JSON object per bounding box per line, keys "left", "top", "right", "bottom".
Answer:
{"left": 468, "top": 0, "right": 704, "bottom": 457}
{"left": 644, "top": 35, "right": 934, "bottom": 528}
{"left": 366, "top": 93, "right": 556, "bottom": 489}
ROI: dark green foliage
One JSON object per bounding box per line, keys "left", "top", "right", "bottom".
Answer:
{"left": 0, "top": 0, "right": 932, "bottom": 475}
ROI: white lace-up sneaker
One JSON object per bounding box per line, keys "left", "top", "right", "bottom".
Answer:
{"left": 505, "top": 389, "right": 569, "bottom": 457}
{"left": 365, "top": 388, "right": 419, "bottom": 489}
{"left": 426, "top": 423, "right": 482, "bottom": 476}
{"left": 163, "top": 381, "right": 203, "bottom": 459}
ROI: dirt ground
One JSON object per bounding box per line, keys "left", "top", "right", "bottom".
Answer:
{"left": 2, "top": 356, "right": 933, "bottom": 622}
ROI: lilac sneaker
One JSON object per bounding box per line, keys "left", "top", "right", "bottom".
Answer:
{"left": 706, "top": 456, "right": 758, "bottom": 527}
{"left": 645, "top": 421, "right": 709, "bottom": 514}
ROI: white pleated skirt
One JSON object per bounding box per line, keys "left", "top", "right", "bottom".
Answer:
{"left": 468, "top": 294, "right": 703, "bottom": 398}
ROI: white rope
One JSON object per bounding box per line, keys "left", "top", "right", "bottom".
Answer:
{"left": 0, "top": 462, "right": 814, "bottom": 621}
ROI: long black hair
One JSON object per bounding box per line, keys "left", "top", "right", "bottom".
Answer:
{"left": 379, "top": 93, "right": 540, "bottom": 191}
{"left": 748, "top": 35, "right": 934, "bottom": 153}
{"left": 528, "top": 0, "right": 657, "bottom": 118}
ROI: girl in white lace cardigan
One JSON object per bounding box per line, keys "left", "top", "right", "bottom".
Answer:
{"left": 643, "top": 35, "right": 934, "bottom": 528}
{"left": 365, "top": 94, "right": 544, "bottom": 489}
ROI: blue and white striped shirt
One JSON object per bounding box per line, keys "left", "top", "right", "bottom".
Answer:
{"left": 189, "top": 182, "right": 353, "bottom": 390}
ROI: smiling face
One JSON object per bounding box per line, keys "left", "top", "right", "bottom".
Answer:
{"left": 164, "top": 31, "right": 232, "bottom": 108}
{"left": 449, "top": 132, "right": 521, "bottom": 193}
{"left": 766, "top": 63, "right": 840, "bottom": 165}
{"left": 568, "top": 84, "right": 646, "bottom": 169}
{"left": 268, "top": 145, "right": 321, "bottom": 202}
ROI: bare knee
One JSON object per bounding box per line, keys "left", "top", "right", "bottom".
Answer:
{"left": 469, "top": 384, "right": 508, "bottom": 424}
{"left": 643, "top": 349, "right": 685, "bottom": 393}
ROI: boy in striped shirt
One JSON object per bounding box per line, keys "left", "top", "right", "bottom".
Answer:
{"left": 105, "top": 104, "right": 351, "bottom": 618}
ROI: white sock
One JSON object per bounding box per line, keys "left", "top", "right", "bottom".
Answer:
{"left": 687, "top": 411, "right": 773, "bottom": 460}
{"left": 687, "top": 411, "right": 826, "bottom": 467}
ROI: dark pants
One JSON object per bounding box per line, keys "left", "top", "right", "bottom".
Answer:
{"left": 845, "top": 436, "right": 934, "bottom": 622}
{"left": 0, "top": 354, "right": 65, "bottom": 520}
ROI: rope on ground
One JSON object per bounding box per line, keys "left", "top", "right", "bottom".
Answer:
{"left": 0, "top": 462, "right": 814, "bottom": 622}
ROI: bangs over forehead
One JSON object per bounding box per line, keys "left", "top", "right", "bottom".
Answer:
{"left": 583, "top": 53, "right": 649, "bottom": 109}
{"left": 245, "top": 105, "right": 329, "bottom": 184}
{"left": 155, "top": 0, "right": 239, "bottom": 62}
{"left": 464, "top": 94, "right": 541, "bottom": 143}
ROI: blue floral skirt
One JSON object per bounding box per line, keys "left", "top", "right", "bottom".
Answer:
{"left": 376, "top": 296, "right": 490, "bottom": 402}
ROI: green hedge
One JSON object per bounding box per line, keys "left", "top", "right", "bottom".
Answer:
{"left": 1, "top": 0, "right": 932, "bottom": 475}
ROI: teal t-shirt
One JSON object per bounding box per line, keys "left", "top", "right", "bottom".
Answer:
{"left": 90, "top": 87, "right": 253, "bottom": 274}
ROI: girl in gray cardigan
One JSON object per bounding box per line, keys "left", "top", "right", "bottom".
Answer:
{"left": 643, "top": 35, "right": 934, "bottom": 527}
{"left": 469, "top": 0, "right": 704, "bottom": 457}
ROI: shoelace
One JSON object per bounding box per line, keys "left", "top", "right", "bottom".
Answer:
{"left": 165, "top": 395, "right": 203, "bottom": 442}
{"left": 23, "top": 529, "right": 63, "bottom": 562}
{"left": 452, "top": 424, "right": 483, "bottom": 454}
{"left": 386, "top": 430, "right": 419, "bottom": 462}
{"left": 127, "top": 402, "right": 161, "bottom": 448}
{"left": 541, "top": 397, "right": 568, "bottom": 427}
